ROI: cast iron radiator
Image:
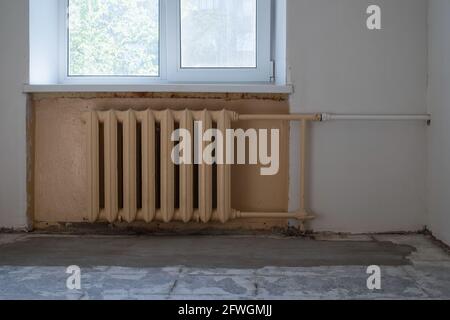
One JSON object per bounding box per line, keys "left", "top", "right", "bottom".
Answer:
{"left": 86, "top": 109, "right": 320, "bottom": 225}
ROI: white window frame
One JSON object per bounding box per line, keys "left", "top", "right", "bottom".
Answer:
{"left": 58, "top": 0, "right": 272, "bottom": 84}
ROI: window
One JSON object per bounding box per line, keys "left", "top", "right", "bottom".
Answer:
{"left": 60, "top": 0, "right": 272, "bottom": 83}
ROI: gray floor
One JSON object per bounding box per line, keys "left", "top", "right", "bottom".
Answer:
{"left": 0, "top": 233, "right": 449, "bottom": 300}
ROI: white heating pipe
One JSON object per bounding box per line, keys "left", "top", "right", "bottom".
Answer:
{"left": 321, "top": 113, "right": 431, "bottom": 122}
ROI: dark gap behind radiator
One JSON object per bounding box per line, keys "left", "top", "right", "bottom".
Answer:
{"left": 99, "top": 123, "right": 105, "bottom": 210}
{"left": 136, "top": 122, "right": 143, "bottom": 210}
{"left": 117, "top": 123, "right": 124, "bottom": 210}
{"left": 174, "top": 122, "right": 180, "bottom": 209}
{"left": 155, "top": 122, "right": 161, "bottom": 210}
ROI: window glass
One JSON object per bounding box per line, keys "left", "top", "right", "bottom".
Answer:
{"left": 180, "top": 0, "right": 257, "bottom": 68}
{"left": 68, "top": 0, "right": 160, "bottom": 77}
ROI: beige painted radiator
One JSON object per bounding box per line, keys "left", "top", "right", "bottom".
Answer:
{"left": 87, "top": 109, "right": 321, "bottom": 226}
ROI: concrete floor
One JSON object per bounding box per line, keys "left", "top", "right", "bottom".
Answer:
{"left": 0, "top": 233, "right": 449, "bottom": 300}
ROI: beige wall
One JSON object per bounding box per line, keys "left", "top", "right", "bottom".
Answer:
{"left": 31, "top": 93, "right": 290, "bottom": 226}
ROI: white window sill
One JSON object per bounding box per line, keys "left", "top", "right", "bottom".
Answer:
{"left": 23, "top": 83, "right": 293, "bottom": 94}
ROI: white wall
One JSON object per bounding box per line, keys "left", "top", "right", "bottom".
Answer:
{"left": 288, "top": 0, "right": 429, "bottom": 232}
{"left": 428, "top": 0, "right": 450, "bottom": 245}
{"left": 0, "top": 0, "right": 29, "bottom": 229}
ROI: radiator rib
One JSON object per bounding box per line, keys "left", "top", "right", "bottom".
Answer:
{"left": 120, "top": 111, "right": 137, "bottom": 222}
{"left": 160, "top": 110, "right": 175, "bottom": 223}
{"left": 199, "top": 110, "right": 213, "bottom": 223}
{"left": 217, "top": 110, "right": 232, "bottom": 223}
{"left": 87, "top": 111, "right": 100, "bottom": 222}
{"left": 103, "top": 111, "right": 119, "bottom": 223}
{"left": 179, "top": 110, "right": 194, "bottom": 223}
{"left": 138, "top": 110, "right": 156, "bottom": 222}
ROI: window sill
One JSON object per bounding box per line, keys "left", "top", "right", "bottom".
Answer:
{"left": 23, "top": 83, "right": 293, "bottom": 94}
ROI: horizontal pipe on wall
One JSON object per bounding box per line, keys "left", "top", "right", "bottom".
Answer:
{"left": 235, "top": 113, "right": 322, "bottom": 122}
{"left": 234, "top": 113, "right": 431, "bottom": 123}
{"left": 321, "top": 113, "right": 431, "bottom": 122}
